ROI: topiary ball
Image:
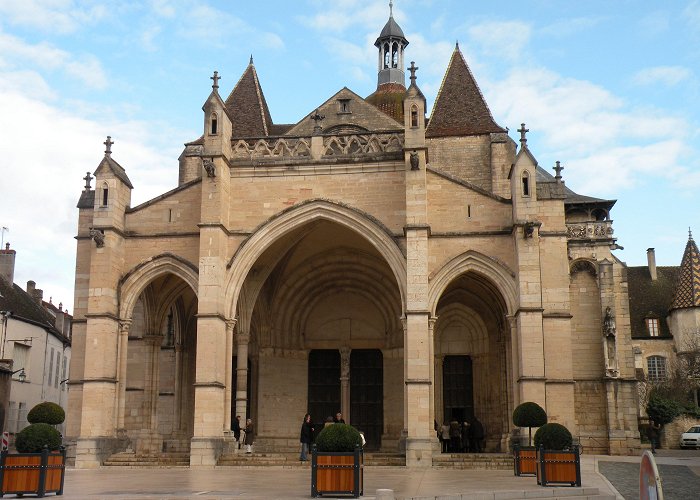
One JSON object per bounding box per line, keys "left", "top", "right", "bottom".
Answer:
{"left": 512, "top": 402, "right": 547, "bottom": 428}
{"left": 534, "top": 423, "right": 573, "bottom": 450}
{"left": 15, "top": 423, "right": 63, "bottom": 453}
{"left": 315, "top": 423, "right": 362, "bottom": 452}
{"left": 27, "top": 402, "right": 65, "bottom": 425}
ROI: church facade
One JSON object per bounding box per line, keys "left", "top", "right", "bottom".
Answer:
{"left": 67, "top": 11, "right": 642, "bottom": 468}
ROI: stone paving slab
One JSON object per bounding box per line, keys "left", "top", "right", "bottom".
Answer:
{"left": 598, "top": 460, "right": 700, "bottom": 500}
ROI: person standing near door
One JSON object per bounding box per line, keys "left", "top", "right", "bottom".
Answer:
{"left": 232, "top": 415, "right": 241, "bottom": 449}
{"left": 300, "top": 413, "right": 314, "bottom": 461}
{"left": 244, "top": 418, "right": 255, "bottom": 454}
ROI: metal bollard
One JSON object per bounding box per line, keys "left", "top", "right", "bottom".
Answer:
{"left": 376, "top": 488, "right": 395, "bottom": 500}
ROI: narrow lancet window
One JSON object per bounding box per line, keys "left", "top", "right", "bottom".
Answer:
{"left": 411, "top": 105, "right": 418, "bottom": 127}
{"left": 101, "top": 183, "right": 109, "bottom": 207}
{"left": 210, "top": 113, "right": 218, "bottom": 135}
{"left": 522, "top": 171, "right": 530, "bottom": 197}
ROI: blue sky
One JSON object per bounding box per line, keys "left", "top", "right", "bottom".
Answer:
{"left": 0, "top": 0, "right": 699, "bottom": 313}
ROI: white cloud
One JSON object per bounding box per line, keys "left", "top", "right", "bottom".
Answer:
{"left": 303, "top": 0, "right": 388, "bottom": 34}
{"left": 633, "top": 66, "right": 692, "bottom": 86}
{"left": 540, "top": 16, "right": 605, "bottom": 37}
{"left": 0, "top": 31, "right": 107, "bottom": 89}
{"left": 0, "top": 0, "right": 107, "bottom": 34}
{"left": 468, "top": 21, "right": 531, "bottom": 62}
{"left": 684, "top": 1, "right": 700, "bottom": 30}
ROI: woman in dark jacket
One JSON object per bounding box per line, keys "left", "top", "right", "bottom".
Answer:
{"left": 299, "top": 413, "right": 314, "bottom": 461}
{"left": 244, "top": 418, "right": 255, "bottom": 454}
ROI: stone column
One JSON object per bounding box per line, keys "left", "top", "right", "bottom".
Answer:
{"left": 235, "top": 330, "right": 250, "bottom": 420}
{"left": 428, "top": 316, "right": 438, "bottom": 450}
{"left": 340, "top": 346, "right": 351, "bottom": 423}
{"left": 173, "top": 343, "right": 183, "bottom": 435}
{"left": 115, "top": 320, "right": 131, "bottom": 431}
{"left": 137, "top": 333, "right": 162, "bottom": 454}
{"left": 224, "top": 319, "right": 237, "bottom": 432}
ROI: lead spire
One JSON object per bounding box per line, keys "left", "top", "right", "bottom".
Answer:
{"left": 374, "top": 0, "right": 409, "bottom": 88}
{"left": 390, "top": 0, "right": 393, "bottom": 17}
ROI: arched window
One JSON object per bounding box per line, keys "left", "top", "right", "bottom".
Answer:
{"left": 383, "top": 43, "right": 390, "bottom": 69}
{"left": 522, "top": 171, "right": 530, "bottom": 197}
{"left": 210, "top": 112, "right": 218, "bottom": 135}
{"left": 647, "top": 356, "right": 667, "bottom": 382}
{"left": 101, "top": 182, "right": 109, "bottom": 207}
{"left": 410, "top": 105, "right": 418, "bottom": 128}
{"left": 391, "top": 42, "right": 399, "bottom": 68}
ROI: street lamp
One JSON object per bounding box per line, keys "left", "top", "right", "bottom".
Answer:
{"left": 11, "top": 368, "right": 25, "bottom": 383}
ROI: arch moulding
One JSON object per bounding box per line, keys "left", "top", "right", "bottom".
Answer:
{"left": 427, "top": 250, "right": 518, "bottom": 317}
{"left": 224, "top": 199, "right": 407, "bottom": 318}
{"left": 119, "top": 253, "right": 199, "bottom": 320}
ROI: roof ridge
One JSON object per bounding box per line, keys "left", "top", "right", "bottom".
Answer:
{"left": 251, "top": 65, "right": 270, "bottom": 136}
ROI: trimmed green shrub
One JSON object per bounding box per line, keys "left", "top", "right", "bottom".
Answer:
{"left": 513, "top": 402, "right": 547, "bottom": 446}
{"left": 14, "top": 423, "right": 62, "bottom": 453}
{"left": 647, "top": 394, "right": 682, "bottom": 426}
{"left": 27, "top": 402, "right": 65, "bottom": 425}
{"left": 315, "top": 423, "right": 362, "bottom": 452}
{"left": 534, "top": 423, "right": 573, "bottom": 450}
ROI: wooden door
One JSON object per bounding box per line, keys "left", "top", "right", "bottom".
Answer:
{"left": 350, "top": 349, "right": 383, "bottom": 450}
{"left": 442, "top": 355, "right": 474, "bottom": 423}
{"left": 308, "top": 349, "right": 341, "bottom": 439}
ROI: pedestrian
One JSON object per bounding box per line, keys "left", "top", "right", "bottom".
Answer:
{"left": 471, "top": 416, "right": 484, "bottom": 453}
{"left": 440, "top": 422, "right": 450, "bottom": 453}
{"left": 244, "top": 418, "right": 255, "bottom": 454}
{"left": 300, "top": 413, "right": 314, "bottom": 461}
{"left": 461, "top": 420, "right": 471, "bottom": 453}
{"left": 324, "top": 415, "right": 334, "bottom": 428}
{"left": 449, "top": 418, "right": 461, "bottom": 453}
{"left": 334, "top": 412, "right": 346, "bottom": 424}
{"left": 232, "top": 415, "right": 241, "bottom": 449}
{"left": 647, "top": 419, "right": 661, "bottom": 454}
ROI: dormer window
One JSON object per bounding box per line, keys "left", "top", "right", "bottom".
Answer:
{"left": 522, "top": 171, "right": 530, "bottom": 197}
{"left": 338, "top": 99, "right": 351, "bottom": 114}
{"left": 210, "top": 112, "right": 218, "bottom": 135}
{"left": 646, "top": 318, "right": 660, "bottom": 337}
{"left": 411, "top": 105, "right": 418, "bottom": 128}
{"left": 101, "top": 182, "right": 109, "bottom": 207}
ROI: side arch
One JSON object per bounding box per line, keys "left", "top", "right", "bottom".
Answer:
{"left": 225, "top": 199, "right": 407, "bottom": 318}
{"left": 428, "top": 250, "right": 517, "bottom": 316}
{"left": 119, "top": 253, "right": 199, "bottom": 319}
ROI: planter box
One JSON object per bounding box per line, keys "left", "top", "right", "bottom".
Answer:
{"left": 0, "top": 447, "right": 66, "bottom": 497}
{"left": 536, "top": 447, "right": 581, "bottom": 487}
{"left": 513, "top": 445, "right": 537, "bottom": 476}
{"left": 311, "top": 445, "right": 363, "bottom": 498}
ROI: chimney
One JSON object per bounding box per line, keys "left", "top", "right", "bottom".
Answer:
{"left": 26, "top": 280, "right": 43, "bottom": 304}
{"left": 0, "top": 243, "right": 16, "bottom": 284}
{"left": 26, "top": 280, "right": 35, "bottom": 295}
{"left": 647, "top": 248, "right": 657, "bottom": 281}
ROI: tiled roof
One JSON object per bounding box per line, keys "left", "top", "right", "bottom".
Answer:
{"left": 366, "top": 83, "right": 406, "bottom": 123}
{"left": 627, "top": 265, "right": 678, "bottom": 338}
{"left": 225, "top": 62, "right": 273, "bottom": 138}
{"left": 426, "top": 45, "right": 505, "bottom": 138}
{"left": 0, "top": 276, "right": 60, "bottom": 335}
{"left": 670, "top": 234, "right": 700, "bottom": 310}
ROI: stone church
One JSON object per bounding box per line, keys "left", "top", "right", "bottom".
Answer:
{"left": 67, "top": 9, "right": 642, "bottom": 468}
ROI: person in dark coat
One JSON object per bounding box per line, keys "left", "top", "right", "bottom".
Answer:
{"left": 300, "top": 413, "right": 314, "bottom": 461}
{"left": 471, "top": 417, "right": 485, "bottom": 453}
{"left": 244, "top": 418, "right": 255, "bottom": 454}
{"left": 461, "top": 420, "right": 471, "bottom": 453}
{"left": 647, "top": 419, "right": 661, "bottom": 454}
{"left": 232, "top": 415, "right": 241, "bottom": 449}
{"left": 449, "top": 419, "right": 461, "bottom": 453}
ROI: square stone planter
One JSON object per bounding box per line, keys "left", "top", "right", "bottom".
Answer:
{"left": 0, "top": 447, "right": 66, "bottom": 497}
{"left": 513, "top": 445, "right": 537, "bottom": 476}
{"left": 311, "top": 445, "right": 363, "bottom": 498}
{"left": 536, "top": 446, "right": 581, "bottom": 487}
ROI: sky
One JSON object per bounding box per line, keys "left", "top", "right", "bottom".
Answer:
{"left": 0, "top": 0, "right": 699, "bottom": 314}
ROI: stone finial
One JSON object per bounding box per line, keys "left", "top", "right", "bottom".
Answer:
{"left": 249, "top": 54, "right": 254, "bottom": 65}
{"left": 310, "top": 109, "right": 325, "bottom": 135}
{"left": 517, "top": 123, "right": 529, "bottom": 147}
{"left": 389, "top": 0, "right": 393, "bottom": 17}
{"left": 408, "top": 61, "right": 418, "bottom": 84}
{"left": 553, "top": 161, "right": 563, "bottom": 183}
{"left": 104, "top": 136, "right": 114, "bottom": 157}
{"left": 690, "top": 227, "right": 694, "bottom": 240}
{"left": 83, "top": 171, "right": 93, "bottom": 191}
{"left": 211, "top": 71, "right": 220, "bottom": 91}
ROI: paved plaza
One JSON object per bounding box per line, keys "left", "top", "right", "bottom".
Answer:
{"left": 5, "top": 452, "right": 697, "bottom": 499}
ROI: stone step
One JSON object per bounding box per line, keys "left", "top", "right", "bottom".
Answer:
{"left": 432, "top": 453, "right": 514, "bottom": 470}
{"left": 103, "top": 452, "right": 190, "bottom": 467}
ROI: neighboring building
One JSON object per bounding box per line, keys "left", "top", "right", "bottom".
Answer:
{"left": 629, "top": 233, "right": 700, "bottom": 407}
{"left": 0, "top": 243, "right": 72, "bottom": 437}
{"left": 68, "top": 9, "right": 641, "bottom": 468}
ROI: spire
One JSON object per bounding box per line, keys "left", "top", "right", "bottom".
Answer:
{"left": 225, "top": 58, "right": 273, "bottom": 137}
{"left": 426, "top": 45, "right": 505, "bottom": 138}
{"left": 670, "top": 229, "right": 700, "bottom": 310}
{"left": 374, "top": 1, "right": 408, "bottom": 88}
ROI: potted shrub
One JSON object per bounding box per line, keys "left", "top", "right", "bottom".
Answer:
{"left": 311, "top": 423, "right": 363, "bottom": 498}
{"left": 0, "top": 402, "right": 66, "bottom": 498}
{"left": 534, "top": 422, "right": 580, "bottom": 487}
{"left": 512, "top": 402, "right": 547, "bottom": 476}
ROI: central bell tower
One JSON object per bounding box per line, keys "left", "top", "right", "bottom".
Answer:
{"left": 375, "top": 1, "right": 409, "bottom": 87}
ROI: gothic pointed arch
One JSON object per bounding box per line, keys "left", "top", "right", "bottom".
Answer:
{"left": 428, "top": 250, "right": 517, "bottom": 316}
{"left": 224, "top": 199, "right": 407, "bottom": 319}
{"left": 119, "top": 253, "right": 199, "bottom": 320}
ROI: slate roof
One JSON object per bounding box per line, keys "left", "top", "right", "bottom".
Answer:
{"left": 225, "top": 61, "right": 273, "bottom": 138}
{"left": 366, "top": 83, "right": 406, "bottom": 123}
{"left": 535, "top": 165, "right": 616, "bottom": 207}
{"left": 627, "top": 265, "right": 678, "bottom": 338}
{"left": 375, "top": 15, "right": 408, "bottom": 46}
{"left": 670, "top": 234, "right": 700, "bottom": 310}
{"left": 94, "top": 155, "right": 133, "bottom": 189}
{"left": 0, "top": 276, "right": 65, "bottom": 339}
{"left": 426, "top": 45, "right": 506, "bottom": 138}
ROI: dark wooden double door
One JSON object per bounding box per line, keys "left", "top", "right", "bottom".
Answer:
{"left": 443, "top": 355, "right": 474, "bottom": 423}
{"left": 308, "top": 349, "right": 383, "bottom": 450}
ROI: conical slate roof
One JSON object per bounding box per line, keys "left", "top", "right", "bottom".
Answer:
{"left": 426, "top": 45, "right": 505, "bottom": 137}
{"left": 225, "top": 60, "right": 273, "bottom": 138}
{"left": 375, "top": 15, "right": 407, "bottom": 46}
{"left": 670, "top": 232, "right": 700, "bottom": 310}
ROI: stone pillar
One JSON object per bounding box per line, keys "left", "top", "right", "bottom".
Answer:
{"left": 174, "top": 343, "right": 183, "bottom": 435}
{"left": 115, "top": 320, "right": 131, "bottom": 431}
{"left": 428, "top": 316, "right": 438, "bottom": 451}
{"left": 136, "top": 333, "right": 162, "bottom": 455}
{"left": 235, "top": 331, "right": 250, "bottom": 420}
{"left": 224, "top": 319, "right": 237, "bottom": 432}
{"left": 340, "top": 346, "right": 351, "bottom": 423}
